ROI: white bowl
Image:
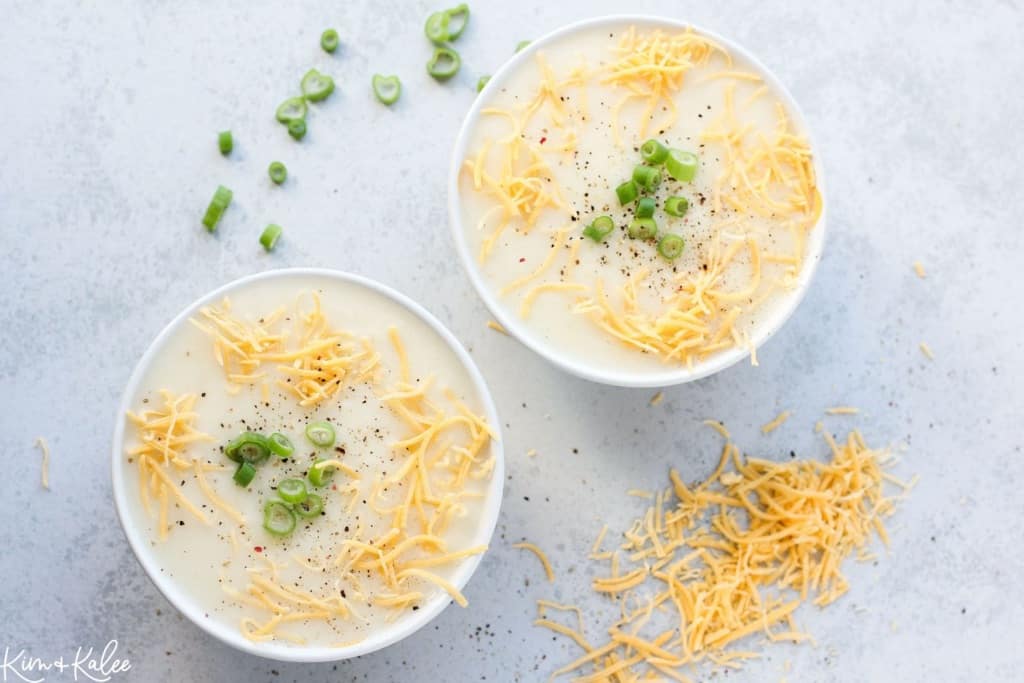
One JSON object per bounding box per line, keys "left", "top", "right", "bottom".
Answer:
{"left": 111, "top": 268, "right": 504, "bottom": 662}
{"left": 448, "top": 15, "right": 827, "bottom": 388}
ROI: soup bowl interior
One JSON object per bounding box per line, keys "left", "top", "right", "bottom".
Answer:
{"left": 111, "top": 268, "right": 504, "bottom": 662}
{"left": 448, "top": 15, "right": 827, "bottom": 388}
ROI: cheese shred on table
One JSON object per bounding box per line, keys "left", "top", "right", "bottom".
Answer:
{"left": 514, "top": 542, "right": 556, "bottom": 582}
{"left": 35, "top": 437, "right": 51, "bottom": 490}
{"left": 534, "top": 426, "right": 909, "bottom": 681}
{"left": 462, "top": 27, "right": 821, "bottom": 370}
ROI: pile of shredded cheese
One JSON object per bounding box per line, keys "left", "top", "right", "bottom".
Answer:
{"left": 603, "top": 27, "right": 730, "bottom": 142}
{"left": 125, "top": 391, "right": 236, "bottom": 539}
{"left": 461, "top": 27, "right": 822, "bottom": 370}
{"left": 191, "top": 294, "right": 380, "bottom": 406}
{"left": 128, "top": 294, "right": 498, "bottom": 645}
{"left": 534, "top": 426, "right": 912, "bottom": 681}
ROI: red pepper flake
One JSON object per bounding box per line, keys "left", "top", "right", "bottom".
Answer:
{"left": 519, "top": 257, "right": 526, "bottom": 263}
{"left": 253, "top": 546, "right": 263, "bottom": 553}
{"left": 539, "top": 136, "right": 547, "bottom": 144}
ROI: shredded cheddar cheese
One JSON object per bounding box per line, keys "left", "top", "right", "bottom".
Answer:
{"left": 514, "top": 542, "right": 556, "bottom": 582}
{"left": 919, "top": 342, "right": 934, "bottom": 360}
{"left": 125, "top": 391, "right": 219, "bottom": 536}
{"left": 535, "top": 425, "right": 907, "bottom": 680}
{"left": 191, "top": 294, "right": 379, "bottom": 406}
{"left": 760, "top": 410, "right": 791, "bottom": 434}
{"left": 35, "top": 437, "right": 50, "bottom": 490}
{"left": 913, "top": 261, "right": 926, "bottom": 278}
{"left": 486, "top": 319, "right": 509, "bottom": 335}
{"left": 825, "top": 406, "right": 860, "bottom": 415}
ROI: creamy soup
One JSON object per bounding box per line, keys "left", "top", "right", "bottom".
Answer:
{"left": 119, "top": 273, "right": 498, "bottom": 648}
{"left": 457, "top": 23, "right": 821, "bottom": 375}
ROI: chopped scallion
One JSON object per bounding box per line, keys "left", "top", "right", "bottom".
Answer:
{"left": 372, "top": 74, "right": 402, "bottom": 105}
{"left": 658, "top": 234, "right": 685, "bottom": 260}
{"left": 665, "top": 149, "right": 698, "bottom": 182}
{"left": 582, "top": 215, "right": 615, "bottom": 242}
{"left": 305, "top": 421, "right": 336, "bottom": 448}
{"left": 259, "top": 224, "right": 282, "bottom": 252}
{"left": 233, "top": 462, "right": 256, "bottom": 487}
{"left": 225, "top": 432, "right": 270, "bottom": 465}
{"left": 201, "top": 185, "right": 233, "bottom": 232}
{"left": 301, "top": 69, "right": 335, "bottom": 102}
{"left": 444, "top": 4, "right": 470, "bottom": 40}
{"left": 275, "top": 97, "right": 307, "bottom": 123}
{"left": 320, "top": 28, "right": 339, "bottom": 54}
{"left": 664, "top": 196, "right": 689, "bottom": 217}
{"left": 427, "top": 47, "right": 461, "bottom": 81}
{"left": 287, "top": 119, "right": 306, "bottom": 141}
{"left": 636, "top": 197, "right": 656, "bottom": 219}
{"left": 267, "top": 432, "right": 294, "bottom": 457}
{"left": 515, "top": 40, "right": 531, "bottom": 52}
{"left": 632, "top": 164, "right": 661, "bottom": 192}
{"left": 476, "top": 75, "right": 490, "bottom": 93}
{"left": 277, "top": 478, "right": 308, "bottom": 504}
{"left": 294, "top": 494, "right": 324, "bottom": 518}
{"left": 615, "top": 180, "right": 639, "bottom": 205}
{"left": 268, "top": 161, "right": 287, "bottom": 185}
{"left": 218, "top": 130, "right": 233, "bottom": 156}
{"left": 627, "top": 217, "right": 658, "bottom": 240}
{"left": 263, "top": 500, "right": 296, "bottom": 537}
{"left": 424, "top": 11, "right": 450, "bottom": 44}
{"left": 308, "top": 459, "right": 336, "bottom": 487}
{"left": 640, "top": 139, "right": 668, "bottom": 164}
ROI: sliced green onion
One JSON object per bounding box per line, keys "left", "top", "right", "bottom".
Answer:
{"left": 218, "top": 130, "right": 233, "bottom": 156}
{"left": 268, "top": 161, "right": 287, "bottom": 185}
{"left": 267, "top": 432, "right": 294, "bottom": 457}
{"left": 260, "top": 224, "right": 283, "bottom": 252}
{"left": 658, "top": 234, "right": 685, "bottom": 260}
{"left": 225, "top": 432, "right": 270, "bottom": 464}
{"left": 287, "top": 119, "right": 307, "bottom": 141}
{"left": 233, "top": 462, "right": 256, "bottom": 487}
{"left": 424, "top": 11, "right": 450, "bottom": 44}
{"left": 293, "top": 493, "right": 324, "bottom": 518}
{"left": 305, "top": 420, "right": 336, "bottom": 448}
{"left": 320, "top": 28, "right": 339, "bottom": 53}
{"left": 476, "top": 75, "right": 490, "bottom": 93}
{"left": 277, "top": 478, "right": 308, "bottom": 504}
{"left": 201, "top": 185, "right": 233, "bottom": 232}
{"left": 664, "top": 196, "right": 689, "bottom": 217}
{"left": 275, "top": 97, "right": 307, "bottom": 123}
{"left": 444, "top": 4, "right": 470, "bottom": 40}
{"left": 615, "top": 180, "right": 638, "bottom": 205}
{"left": 301, "top": 69, "right": 335, "bottom": 102}
{"left": 636, "top": 197, "right": 656, "bottom": 219}
{"left": 627, "top": 217, "right": 658, "bottom": 240}
{"left": 665, "top": 149, "right": 698, "bottom": 182}
{"left": 640, "top": 139, "right": 668, "bottom": 164}
{"left": 263, "top": 500, "right": 296, "bottom": 537}
{"left": 427, "top": 47, "right": 461, "bottom": 81}
{"left": 308, "top": 459, "right": 336, "bottom": 487}
{"left": 515, "top": 40, "right": 531, "bottom": 52}
{"left": 632, "top": 165, "right": 661, "bottom": 192}
{"left": 372, "top": 74, "right": 401, "bottom": 105}
{"left": 582, "top": 215, "right": 615, "bottom": 242}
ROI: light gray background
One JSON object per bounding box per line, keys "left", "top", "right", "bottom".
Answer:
{"left": 2, "top": 0, "right": 1022, "bottom": 681}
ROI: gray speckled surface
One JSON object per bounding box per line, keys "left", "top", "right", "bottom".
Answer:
{"left": 1, "top": 0, "right": 1022, "bottom": 681}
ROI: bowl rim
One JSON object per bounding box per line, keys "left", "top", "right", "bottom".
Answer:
{"left": 447, "top": 14, "right": 827, "bottom": 388}
{"left": 110, "top": 267, "right": 505, "bottom": 662}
